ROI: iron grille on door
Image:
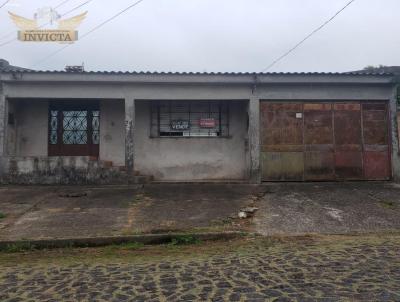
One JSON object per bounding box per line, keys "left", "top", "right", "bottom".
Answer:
{"left": 48, "top": 101, "right": 100, "bottom": 157}
{"left": 150, "top": 100, "right": 229, "bottom": 137}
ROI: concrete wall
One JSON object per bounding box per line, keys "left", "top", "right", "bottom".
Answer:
{"left": 99, "top": 100, "right": 125, "bottom": 166}
{"left": 134, "top": 100, "right": 248, "bottom": 181}
{"left": 0, "top": 156, "right": 130, "bottom": 185}
{"left": 15, "top": 100, "right": 48, "bottom": 157}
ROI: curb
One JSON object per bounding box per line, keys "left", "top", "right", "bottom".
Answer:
{"left": 0, "top": 231, "right": 246, "bottom": 250}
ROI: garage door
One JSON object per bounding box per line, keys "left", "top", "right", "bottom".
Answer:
{"left": 260, "top": 102, "right": 391, "bottom": 181}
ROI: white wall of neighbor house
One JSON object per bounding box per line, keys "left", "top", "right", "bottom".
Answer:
{"left": 12, "top": 100, "right": 48, "bottom": 157}
{"left": 99, "top": 100, "right": 125, "bottom": 166}
{"left": 134, "top": 100, "right": 249, "bottom": 181}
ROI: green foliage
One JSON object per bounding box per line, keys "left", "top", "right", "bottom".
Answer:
{"left": 104, "top": 241, "right": 144, "bottom": 253}
{"left": 169, "top": 235, "right": 201, "bottom": 246}
{"left": 379, "top": 200, "right": 396, "bottom": 209}
{"left": 363, "top": 64, "right": 386, "bottom": 71}
{"left": 0, "top": 212, "right": 6, "bottom": 219}
{"left": 0, "top": 242, "right": 36, "bottom": 253}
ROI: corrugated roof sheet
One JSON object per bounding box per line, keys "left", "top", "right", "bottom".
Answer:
{"left": 0, "top": 69, "right": 394, "bottom": 76}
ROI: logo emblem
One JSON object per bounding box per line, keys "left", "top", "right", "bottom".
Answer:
{"left": 9, "top": 7, "right": 87, "bottom": 43}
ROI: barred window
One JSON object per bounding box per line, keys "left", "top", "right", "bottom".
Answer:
{"left": 151, "top": 100, "right": 229, "bottom": 137}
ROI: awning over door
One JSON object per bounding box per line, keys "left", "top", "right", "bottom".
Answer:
{"left": 260, "top": 102, "right": 391, "bottom": 181}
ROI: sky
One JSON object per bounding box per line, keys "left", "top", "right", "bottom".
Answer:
{"left": 0, "top": 0, "right": 399, "bottom": 72}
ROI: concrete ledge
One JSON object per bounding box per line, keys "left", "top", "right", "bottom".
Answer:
{"left": 0, "top": 232, "right": 245, "bottom": 250}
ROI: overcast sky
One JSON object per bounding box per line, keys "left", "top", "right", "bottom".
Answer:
{"left": 0, "top": 0, "right": 399, "bottom": 72}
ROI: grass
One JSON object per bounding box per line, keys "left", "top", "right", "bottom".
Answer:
{"left": 0, "top": 212, "right": 6, "bottom": 219}
{"left": 0, "top": 242, "right": 37, "bottom": 253}
{"left": 104, "top": 241, "right": 144, "bottom": 252}
{"left": 169, "top": 235, "right": 201, "bottom": 246}
{"left": 379, "top": 200, "right": 397, "bottom": 209}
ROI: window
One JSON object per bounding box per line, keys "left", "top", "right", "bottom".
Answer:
{"left": 151, "top": 100, "right": 229, "bottom": 137}
{"left": 48, "top": 101, "right": 100, "bottom": 157}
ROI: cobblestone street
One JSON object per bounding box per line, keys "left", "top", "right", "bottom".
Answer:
{"left": 1, "top": 234, "right": 400, "bottom": 301}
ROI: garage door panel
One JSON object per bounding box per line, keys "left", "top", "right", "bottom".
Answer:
{"left": 262, "top": 103, "right": 302, "bottom": 111}
{"left": 334, "top": 111, "right": 362, "bottom": 146}
{"left": 261, "top": 152, "right": 304, "bottom": 181}
{"left": 363, "top": 122, "right": 388, "bottom": 145}
{"left": 260, "top": 101, "right": 390, "bottom": 182}
{"left": 363, "top": 110, "right": 386, "bottom": 121}
{"left": 304, "top": 110, "right": 333, "bottom": 145}
{"left": 305, "top": 152, "right": 335, "bottom": 180}
{"left": 363, "top": 103, "right": 386, "bottom": 111}
{"left": 261, "top": 144, "right": 304, "bottom": 152}
{"left": 364, "top": 151, "right": 390, "bottom": 180}
{"left": 305, "top": 144, "right": 334, "bottom": 152}
{"left": 334, "top": 103, "right": 361, "bottom": 111}
{"left": 362, "top": 104, "right": 388, "bottom": 145}
{"left": 364, "top": 145, "right": 388, "bottom": 152}
{"left": 335, "top": 144, "right": 363, "bottom": 152}
{"left": 335, "top": 151, "right": 363, "bottom": 179}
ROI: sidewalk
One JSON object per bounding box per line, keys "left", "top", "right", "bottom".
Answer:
{"left": 0, "top": 184, "right": 261, "bottom": 241}
{"left": 0, "top": 182, "right": 400, "bottom": 242}
{"left": 254, "top": 182, "right": 400, "bottom": 236}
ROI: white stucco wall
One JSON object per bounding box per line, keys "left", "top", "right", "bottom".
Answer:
{"left": 99, "top": 100, "right": 125, "bottom": 166}
{"left": 16, "top": 100, "right": 48, "bottom": 156}
{"left": 134, "top": 100, "right": 248, "bottom": 181}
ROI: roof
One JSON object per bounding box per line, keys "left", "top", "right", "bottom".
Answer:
{"left": 0, "top": 69, "right": 394, "bottom": 76}
{"left": 0, "top": 60, "right": 394, "bottom": 86}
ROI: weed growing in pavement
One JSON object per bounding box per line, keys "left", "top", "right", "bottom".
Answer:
{"left": 169, "top": 235, "right": 201, "bottom": 246}
{"left": 0, "top": 212, "right": 6, "bottom": 219}
{"left": 379, "top": 200, "right": 396, "bottom": 209}
{"left": 0, "top": 242, "right": 37, "bottom": 253}
{"left": 103, "top": 241, "right": 145, "bottom": 253}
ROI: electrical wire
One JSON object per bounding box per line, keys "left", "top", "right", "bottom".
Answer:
{"left": 31, "top": 0, "right": 146, "bottom": 68}
{"left": 55, "top": 0, "right": 74, "bottom": 9}
{"left": 0, "top": 0, "right": 10, "bottom": 9}
{"left": 261, "top": 0, "right": 356, "bottom": 72}
{"left": 0, "top": 0, "right": 94, "bottom": 47}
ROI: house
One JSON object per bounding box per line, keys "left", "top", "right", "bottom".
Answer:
{"left": 0, "top": 60, "right": 398, "bottom": 184}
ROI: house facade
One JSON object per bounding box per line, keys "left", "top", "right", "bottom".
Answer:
{"left": 0, "top": 67, "right": 398, "bottom": 184}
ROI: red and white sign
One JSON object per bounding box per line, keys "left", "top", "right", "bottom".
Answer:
{"left": 199, "top": 118, "right": 216, "bottom": 128}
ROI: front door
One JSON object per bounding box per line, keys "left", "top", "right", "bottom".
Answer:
{"left": 48, "top": 101, "right": 100, "bottom": 157}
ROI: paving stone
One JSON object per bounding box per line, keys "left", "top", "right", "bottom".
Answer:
{"left": 1, "top": 236, "right": 400, "bottom": 301}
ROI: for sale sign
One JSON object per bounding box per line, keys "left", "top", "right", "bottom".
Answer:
{"left": 199, "top": 118, "right": 216, "bottom": 128}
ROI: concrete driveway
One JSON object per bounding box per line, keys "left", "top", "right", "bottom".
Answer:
{"left": 0, "top": 184, "right": 260, "bottom": 241}
{"left": 254, "top": 182, "right": 400, "bottom": 236}
{"left": 0, "top": 182, "right": 400, "bottom": 241}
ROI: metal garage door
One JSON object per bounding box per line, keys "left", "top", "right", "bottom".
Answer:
{"left": 260, "top": 102, "right": 391, "bottom": 181}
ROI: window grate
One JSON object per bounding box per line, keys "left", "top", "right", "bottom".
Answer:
{"left": 151, "top": 100, "right": 229, "bottom": 137}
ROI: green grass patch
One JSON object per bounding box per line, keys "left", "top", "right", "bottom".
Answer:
{"left": 379, "top": 200, "right": 396, "bottom": 209}
{"left": 169, "top": 235, "right": 201, "bottom": 246}
{"left": 0, "top": 212, "right": 6, "bottom": 219}
{"left": 103, "top": 241, "right": 144, "bottom": 253}
{"left": 0, "top": 242, "right": 37, "bottom": 253}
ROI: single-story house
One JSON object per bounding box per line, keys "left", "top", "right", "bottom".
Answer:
{"left": 0, "top": 61, "right": 398, "bottom": 184}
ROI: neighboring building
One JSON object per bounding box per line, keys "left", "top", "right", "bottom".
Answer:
{"left": 0, "top": 61, "right": 398, "bottom": 184}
